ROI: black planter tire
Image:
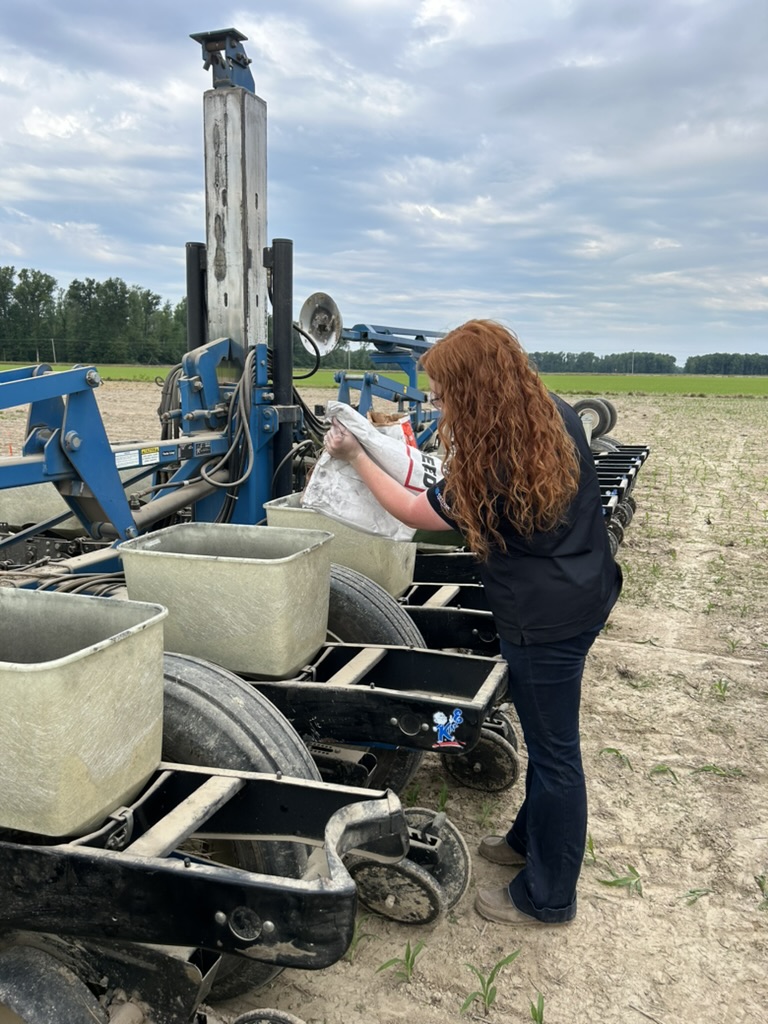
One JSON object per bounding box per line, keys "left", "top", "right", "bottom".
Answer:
{"left": 0, "top": 945, "right": 108, "bottom": 1024}
{"left": 326, "top": 564, "right": 426, "bottom": 793}
{"left": 327, "top": 564, "right": 425, "bottom": 648}
{"left": 162, "top": 653, "right": 321, "bottom": 1002}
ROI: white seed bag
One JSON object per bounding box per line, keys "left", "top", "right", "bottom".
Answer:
{"left": 301, "top": 400, "right": 442, "bottom": 540}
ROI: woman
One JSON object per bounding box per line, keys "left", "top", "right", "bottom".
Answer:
{"left": 324, "top": 319, "right": 622, "bottom": 926}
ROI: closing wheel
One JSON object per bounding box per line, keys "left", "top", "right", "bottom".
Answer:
{"left": 0, "top": 946, "right": 108, "bottom": 1024}
{"left": 162, "top": 653, "right": 322, "bottom": 1002}
{"left": 345, "top": 856, "right": 445, "bottom": 924}
{"left": 613, "top": 500, "right": 634, "bottom": 527}
{"left": 404, "top": 808, "right": 472, "bottom": 910}
{"left": 483, "top": 707, "right": 519, "bottom": 750}
{"left": 326, "top": 564, "right": 426, "bottom": 793}
{"left": 606, "top": 526, "right": 619, "bottom": 558}
{"left": 440, "top": 729, "right": 520, "bottom": 792}
{"left": 607, "top": 519, "right": 625, "bottom": 550}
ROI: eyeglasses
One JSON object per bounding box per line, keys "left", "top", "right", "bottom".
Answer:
{"left": 428, "top": 391, "right": 443, "bottom": 407}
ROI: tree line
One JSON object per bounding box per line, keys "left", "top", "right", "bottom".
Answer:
{"left": 0, "top": 267, "right": 187, "bottom": 366}
{"left": 529, "top": 350, "right": 768, "bottom": 375}
{"left": 1, "top": 267, "right": 765, "bottom": 375}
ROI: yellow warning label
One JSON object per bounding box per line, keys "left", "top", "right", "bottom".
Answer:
{"left": 141, "top": 446, "right": 160, "bottom": 466}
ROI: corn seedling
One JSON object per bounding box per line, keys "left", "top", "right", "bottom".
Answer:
{"left": 530, "top": 991, "right": 545, "bottom": 1022}
{"left": 478, "top": 799, "right": 495, "bottom": 829}
{"left": 461, "top": 951, "right": 520, "bottom": 1016}
{"left": 584, "top": 833, "right": 598, "bottom": 866}
{"left": 649, "top": 763, "right": 679, "bottom": 784}
{"left": 711, "top": 678, "right": 731, "bottom": 700}
{"left": 755, "top": 874, "right": 768, "bottom": 911}
{"left": 598, "top": 864, "right": 643, "bottom": 897}
{"left": 436, "top": 780, "right": 450, "bottom": 813}
{"left": 377, "top": 939, "right": 425, "bottom": 983}
{"left": 599, "top": 746, "right": 634, "bottom": 771}
{"left": 691, "top": 764, "right": 744, "bottom": 779}
{"left": 680, "top": 888, "right": 712, "bottom": 906}
{"left": 343, "top": 914, "right": 375, "bottom": 962}
{"left": 402, "top": 782, "right": 421, "bottom": 807}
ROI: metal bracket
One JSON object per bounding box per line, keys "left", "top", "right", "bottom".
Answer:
{"left": 191, "top": 28, "right": 255, "bottom": 92}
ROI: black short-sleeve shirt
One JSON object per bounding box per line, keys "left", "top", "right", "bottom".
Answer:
{"left": 426, "top": 394, "right": 622, "bottom": 645}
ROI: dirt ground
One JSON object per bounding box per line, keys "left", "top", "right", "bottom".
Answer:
{"left": 2, "top": 381, "right": 767, "bottom": 1024}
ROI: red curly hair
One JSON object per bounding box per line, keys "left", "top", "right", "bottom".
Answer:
{"left": 420, "top": 320, "right": 580, "bottom": 560}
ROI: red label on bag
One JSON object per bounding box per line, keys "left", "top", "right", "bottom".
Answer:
{"left": 401, "top": 421, "right": 417, "bottom": 448}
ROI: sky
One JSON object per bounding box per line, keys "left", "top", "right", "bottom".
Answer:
{"left": 0, "top": 1, "right": 765, "bottom": 365}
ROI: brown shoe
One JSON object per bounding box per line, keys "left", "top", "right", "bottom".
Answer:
{"left": 478, "top": 835, "right": 526, "bottom": 866}
{"left": 474, "top": 887, "right": 572, "bottom": 926}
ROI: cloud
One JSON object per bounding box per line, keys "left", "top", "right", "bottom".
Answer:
{"left": 0, "top": 0, "right": 764, "bottom": 362}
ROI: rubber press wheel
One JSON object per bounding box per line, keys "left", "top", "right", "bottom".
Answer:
{"left": 403, "top": 807, "right": 472, "bottom": 910}
{"left": 440, "top": 730, "right": 520, "bottom": 792}
{"left": 0, "top": 945, "right": 108, "bottom": 1024}
{"left": 484, "top": 707, "right": 519, "bottom": 750}
{"left": 326, "top": 564, "right": 426, "bottom": 793}
{"left": 345, "top": 856, "right": 445, "bottom": 925}
{"left": 162, "top": 653, "right": 322, "bottom": 1002}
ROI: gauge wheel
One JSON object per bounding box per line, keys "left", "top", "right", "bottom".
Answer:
{"left": 162, "top": 653, "right": 321, "bottom": 1002}
{"left": 403, "top": 807, "right": 472, "bottom": 910}
{"left": 326, "top": 564, "right": 426, "bottom": 793}
{"left": 440, "top": 730, "right": 520, "bottom": 792}
{"left": 0, "top": 945, "right": 108, "bottom": 1024}
{"left": 345, "top": 856, "right": 446, "bottom": 924}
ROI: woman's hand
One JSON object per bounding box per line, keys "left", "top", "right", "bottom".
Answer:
{"left": 324, "top": 418, "right": 365, "bottom": 464}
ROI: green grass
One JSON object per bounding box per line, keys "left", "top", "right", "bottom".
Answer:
{"left": 297, "top": 369, "right": 768, "bottom": 397}
{"left": 0, "top": 362, "right": 171, "bottom": 383}
{"left": 540, "top": 373, "right": 768, "bottom": 396}
{"left": 4, "top": 363, "right": 768, "bottom": 396}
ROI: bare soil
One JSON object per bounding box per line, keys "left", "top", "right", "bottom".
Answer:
{"left": 3, "top": 382, "right": 767, "bottom": 1024}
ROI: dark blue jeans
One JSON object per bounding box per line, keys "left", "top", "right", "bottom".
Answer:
{"left": 499, "top": 626, "right": 602, "bottom": 923}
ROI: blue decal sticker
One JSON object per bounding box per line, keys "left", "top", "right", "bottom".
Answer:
{"left": 432, "top": 708, "right": 465, "bottom": 749}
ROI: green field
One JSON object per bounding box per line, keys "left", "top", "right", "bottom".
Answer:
{"left": 3, "top": 364, "right": 767, "bottom": 396}
{"left": 295, "top": 368, "right": 768, "bottom": 397}
{"left": 0, "top": 363, "right": 168, "bottom": 383}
